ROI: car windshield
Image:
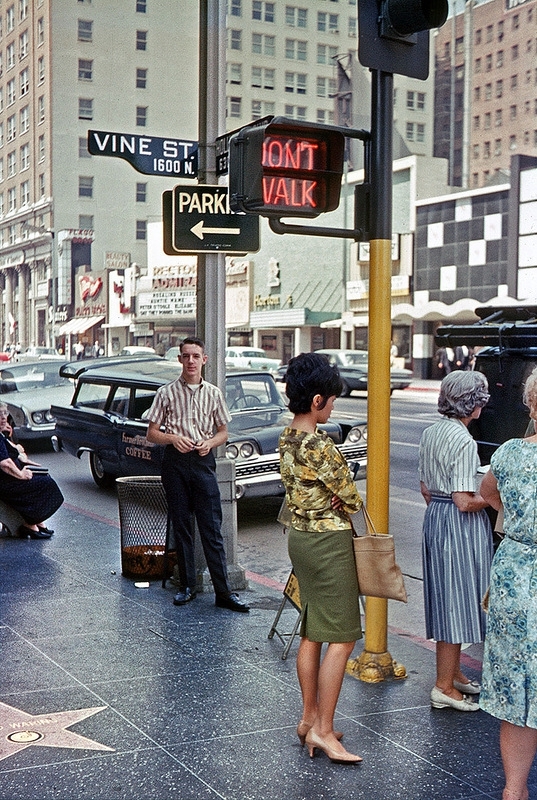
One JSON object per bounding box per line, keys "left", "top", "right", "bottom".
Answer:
{"left": 340, "top": 352, "right": 368, "bottom": 366}
{"left": 225, "top": 374, "right": 286, "bottom": 411}
{"left": 0, "top": 363, "right": 69, "bottom": 392}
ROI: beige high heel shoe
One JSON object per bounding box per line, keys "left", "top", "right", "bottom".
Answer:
{"left": 296, "top": 720, "right": 343, "bottom": 746}
{"left": 305, "top": 729, "right": 362, "bottom": 764}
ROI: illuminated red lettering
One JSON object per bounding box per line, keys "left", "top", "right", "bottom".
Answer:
{"left": 262, "top": 136, "right": 320, "bottom": 171}
{"left": 262, "top": 177, "right": 318, "bottom": 209}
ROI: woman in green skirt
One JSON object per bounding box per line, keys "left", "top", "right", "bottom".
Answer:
{"left": 279, "top": 352, "right": 363, "bottom": 765}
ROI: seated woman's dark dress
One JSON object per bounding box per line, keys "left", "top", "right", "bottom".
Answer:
{"left": 0, "top": 435, "right": 63, "bottom": 524}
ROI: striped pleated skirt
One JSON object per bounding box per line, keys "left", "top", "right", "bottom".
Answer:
{"left": 422, "top": 494, "right": 492, "bottom": 643}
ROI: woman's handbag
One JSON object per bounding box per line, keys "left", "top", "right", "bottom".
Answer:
{"left": 350, "top": 506, "right": 408, "bottom": 603}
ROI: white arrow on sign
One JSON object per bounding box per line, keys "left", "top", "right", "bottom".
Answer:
{"left": 191, "top": 221, "right": 241, "bottom": 240}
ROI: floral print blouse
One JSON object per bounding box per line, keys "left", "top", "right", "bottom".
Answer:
{"left": 279, "top": 426, "right": 362, "bottom": 532}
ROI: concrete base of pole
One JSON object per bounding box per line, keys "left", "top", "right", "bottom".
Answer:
{"left": 346, "top": 650, "right": 407, "bottom": 683}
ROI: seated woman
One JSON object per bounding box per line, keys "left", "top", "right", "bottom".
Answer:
{"left": 0, "top": 403, "right": 63, "bottom": 539}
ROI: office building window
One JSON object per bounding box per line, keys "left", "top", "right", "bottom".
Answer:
{"left": 285, "top": 38, "right": 306, "bottom": 60}
{"left": 511, "top": 73, "right": 518, "bottom": 89}
{"left": 475, "top": 57, "right": 481, "bottom": 73}
{"left": 136, "top": 106, "right": 147, "bottom": 126}
{"left": 136, "top": 0, "right": 147, "bottom": 11}
{"left": 20, "top": 143, "right": 29, "bottom": 170}
{"left": 136, "top": 30, "right": 147, "bottom": 50}
{"left": 417, "top": 92, "right": 425, "bottom": 110}
{"left": 317, "top": 11, "right": 338, "bottom": 31}
{"left": 252, "top": 1, "right": 275, "bottom": 22}
{"left": 39, "top": 174, "right": 45, "bottom": 197}
{"left": 230, "top": 0, "right": 241, "bottom": 17}
{"left": 474, "top": 86, "right": 481, "bottom": 102}
{"left": 38, "top": 134, "right": 45, "bottom": 162}
{"left": 78, "top": 59, "right": 92, "bottom": 80}
{"left": 251, "top": 99, "right": 262, "bottom": 119}
{"left": 284, "top": 104, "right": 306, "bottom": 120}
{"left": 7, "top": 115, "right": 15, "bottom": 142}
{"left": 79, "top": 136, "right": 90, "bottom": 157}
{"left": 7, "top": 42, "right": 15, "bottom": 70}
{"left": 78, "top": 19, "right": 92, "bottom": 42}
{"left": 496, "top": 50, "right": 503, "bottom": 68}
{"left": 348, "top": 16, "right": 357, "bottom": 37}
{"left": 7, "top": 79, "right": 16, "bottom": 106}
{"left": 0, "top": 123, "right": 3, "bottom": 148}
{"left": 19, "top": 29, "right": 28, "bottom": 59}
{"left": 6, "top": 6, "right": 15, "bottom": 32}
{"left": 251, "top": 66, "right": 273, "bottom": 89}
{"left": 136, "top": 68, "right": 147, "bottom": 88}
{"left": 79, "top": 176, "right": 93, "bottom": 197}
{"left": 230, "top": 63, "right": 242, "bottom": 85}
{"left": 8, "top": 187, "right": 16, "bottom": 212}
{"left": 229, "top": 96, "right": 241, "bottom": 117}
{"left": 495, "top": 108, "right": 502, "bottom": 126}
{"left": 78, "top": 98, "right": 93, "bottom": 120}
{"left": 20, "top": 106, "right": 29, "bottom": 133}
{"left": 7, "top": 150, "right": 16, "bottom": 177}
{"left": 484, "top": 112, "right": 491, "bottom": 129}
{"left": 509, "top": 134, "right": 517, "bottom": 150}
{"left": 19, "top": 68, "right": 29, "bottom": 96}
{"left": 483, "top": 141, "right": 491, "bottom": 159}
{"left": 512, "top": 44, "right": 519, "bottom": 60}
{"left": 230, "top": 29, "right": 242, "bottom": 50}
{"left": 494, "top": 138, "right": 502, "bottom": 156}
{"left": 136, "top": 220, "right": 147, "bottom": 240}
{"left": 37, "top": 56, "right": 45, "bottom": 84}
{"left": 495, "top": 79, "right": 503, "bottom": 98}
{"left": 136, "top": 182, "right": 147, "bottom": 202}
{"left": 317, "top": 43, "right": 337, "bottom": 64}
{"left": 38, "top": 96, "right": 45, "bottom": 123}
{"left": 416, "top": 123, "right": 425, "bottom": 142}
{"left": 19, "top": 0, "right": 29, "bottom": 20}
{"left": 20, "top": 180, "right": 29, "bottom": 206}
{"left": 473, "top": 115, "right": 480, "bottom": 130}
{"left": 252, "top": 33, "right": 274, "bottom": 55}
{"left": 285, "top": 71, "right": 306, "bottom": 94}
{"left": 286, "top": 6, "right": 307, "bottom": 27}
{"left": 510, "top": 104, "right": 517, "bottom": 120}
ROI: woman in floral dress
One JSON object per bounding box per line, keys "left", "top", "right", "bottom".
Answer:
{"left": 279, "top": 352, "right": 363, "bottom": 765}
{"left": 480, "top": 366, "right": 537, "bottom": 800}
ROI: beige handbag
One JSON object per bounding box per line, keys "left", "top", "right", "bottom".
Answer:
{"left": 350, "top": 506, "right": 408, "bottom": 603}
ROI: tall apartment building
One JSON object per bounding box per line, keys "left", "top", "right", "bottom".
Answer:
{"left": 0, "top": 0, "right": 198, "bottom": 353}
{"left": 434, "top": 0, "right": 537, "bottom": 188}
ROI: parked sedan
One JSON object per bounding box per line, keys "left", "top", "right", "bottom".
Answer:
{"left": 225, "top": 347, "right": 281, "bottom": 375}
{"left": 1, "top": 360, "right": 73, "bottom": 441}
{"left": 15, "top": 346, "right": 64, "bottom": 362}
{"left": 314, "top": 349, "right": 413, "bottom": 396}
{"left": 51, "top": 359, "right": 367, "bottom": 497}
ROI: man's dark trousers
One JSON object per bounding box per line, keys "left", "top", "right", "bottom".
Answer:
{"left": 161, "top": 445, "right": 231, "bottom": 596}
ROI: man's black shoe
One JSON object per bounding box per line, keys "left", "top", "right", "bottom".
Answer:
{"left": 215, "top": 593, "right": 250, "bottom": 613}
{"left": 173, "top": 588, "right": 196, "bottom": 606}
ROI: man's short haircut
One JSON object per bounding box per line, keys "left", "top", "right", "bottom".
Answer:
{"left": 180, "top": 336, "right": 205, "bottom": 352}
{"left": 285, "top": 352, "right": 343, "bottom": 415}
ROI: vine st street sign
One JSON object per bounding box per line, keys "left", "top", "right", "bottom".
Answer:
{"left": 87, "top": 130, "right": 198, "bottom": 178}
{"left": 162, "top": 185, "right": 260, "bottom": 255}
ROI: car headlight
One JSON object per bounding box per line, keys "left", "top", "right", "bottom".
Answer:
{"left": 347, "top": 424, "right": 367, "bottom": 443}
{"left": 31, "top": 411, "right": 45, "bottom": 424}
{"left": 225, "top": 441, "right": 259, "bottom": 460}
{"left": 44, "top": 410, "right": 55, "bottom": 422}
{"left": 226, "top": 444, "right": 239, "bottom": 459}
{"left": 239, "top": 441, "right": 255, "bottom": 458}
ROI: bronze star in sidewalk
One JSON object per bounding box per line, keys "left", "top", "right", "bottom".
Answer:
{"left": 0, "top": 701, "right": 115, "bottom": 762}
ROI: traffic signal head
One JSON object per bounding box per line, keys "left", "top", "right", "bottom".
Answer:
{"left": 229, "top": 118, "right": 345, "bottom": 218}
{"left": 358, "top": 0, "right": 448, "bottom": 79}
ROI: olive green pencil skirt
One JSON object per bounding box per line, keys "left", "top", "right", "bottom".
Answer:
{"left": 288, "top": 526, "right": 362, "bottom": 643}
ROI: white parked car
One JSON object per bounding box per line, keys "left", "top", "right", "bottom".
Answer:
{"left": 16, "top": 346, "right": 64, "bottom": 362}
{"left": 225, "top": 347, "right": 281, "bottom": 375}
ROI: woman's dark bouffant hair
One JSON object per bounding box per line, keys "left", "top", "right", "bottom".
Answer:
{"left": 285, "top": 352, "right": 343, "bottom": 414}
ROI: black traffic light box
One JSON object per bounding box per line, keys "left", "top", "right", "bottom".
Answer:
{"left": 358, "top": 0, "right": 448, "bottom": 80}
{"left": 229, "top": 118, "right": 345, "bottom": 219}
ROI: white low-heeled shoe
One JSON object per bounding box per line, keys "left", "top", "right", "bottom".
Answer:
{"left": 430, "top": 686, "right": 480, "bottom": 711}
{"left": 453, "top": 679, "right": 481, "bottom": 695}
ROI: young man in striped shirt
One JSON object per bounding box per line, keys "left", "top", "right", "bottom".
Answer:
{"left": 146, "top": 337, "right": 249, "bottom": 612}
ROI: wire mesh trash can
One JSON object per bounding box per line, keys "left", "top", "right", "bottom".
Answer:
{"left": 116, "top": 476, "right": 175, "bottom": 579}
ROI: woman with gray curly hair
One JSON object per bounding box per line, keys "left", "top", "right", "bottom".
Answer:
{"left": 479, "top": 366, "right": 537, "bottom": 800}
{"left": 419, "top": 370, "right": 493, "bottom": 712}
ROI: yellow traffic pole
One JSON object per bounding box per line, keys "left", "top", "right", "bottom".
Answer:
{"left": 346, "top": 69, "right": 406, "bottom": 683}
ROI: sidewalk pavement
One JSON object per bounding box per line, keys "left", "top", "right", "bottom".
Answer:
{"left": 1, "top": 499, "right": 534, "bottom": 800}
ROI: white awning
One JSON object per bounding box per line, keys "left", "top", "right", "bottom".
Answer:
{"left": 59, "top": 315, "right": 105, "bottom": 335}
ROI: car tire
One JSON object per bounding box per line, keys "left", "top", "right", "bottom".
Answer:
{"left": 340, "top": 379, "right": 350, "bottom": 397}
{"left": 89, "top": 451, "right": 116, "bottom": 489}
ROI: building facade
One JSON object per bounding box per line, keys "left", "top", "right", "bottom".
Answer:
{"left": 434, "top": 0, "right": 537, "bottom": 188}
{"left": 0, "top": 0, "right": 198, "bottom": 356}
